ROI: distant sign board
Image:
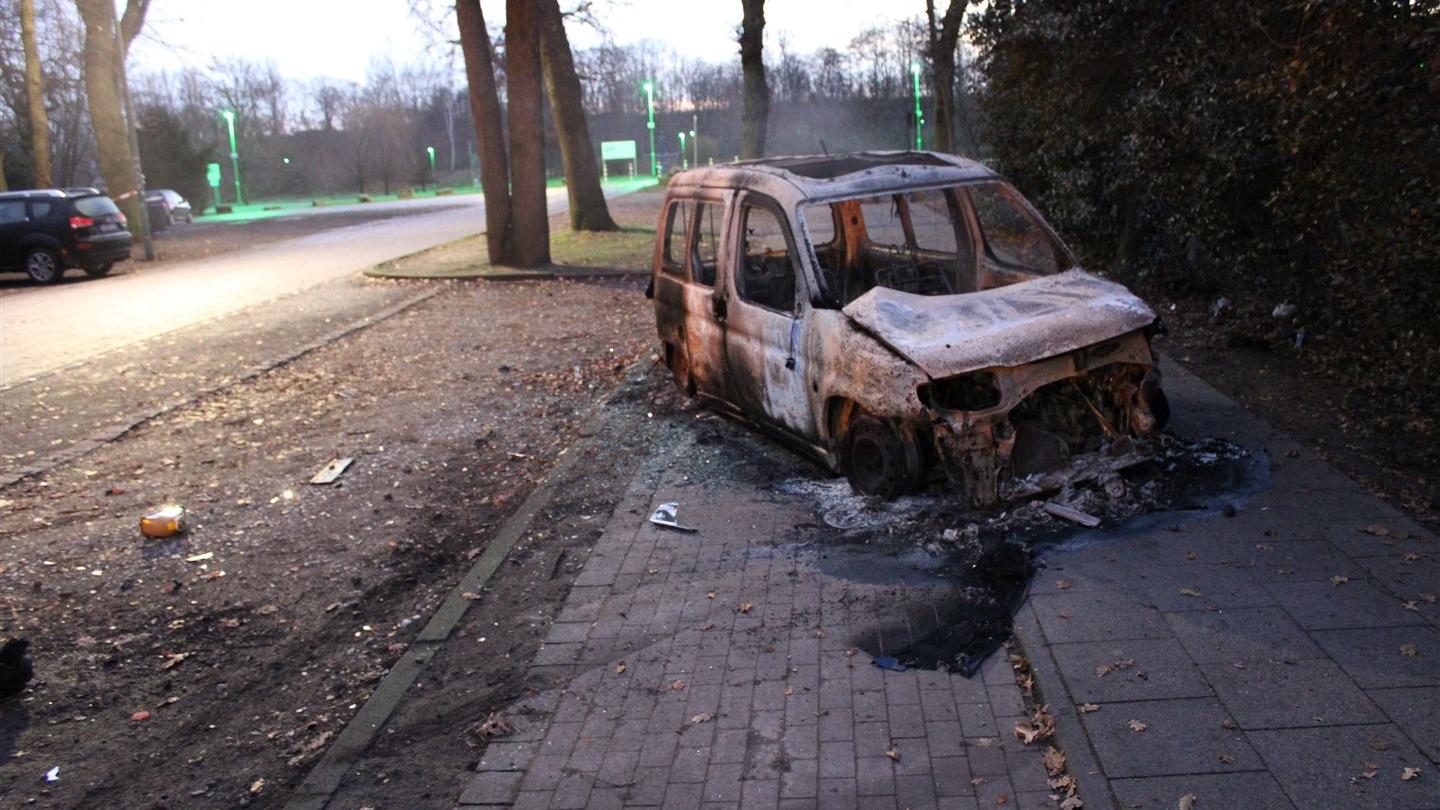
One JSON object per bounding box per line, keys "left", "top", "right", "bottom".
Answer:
{"left": 600, "top": 140, "right": 637, "bottom": 162}
{"left": 206, "top": 162, "right": 222, "bottom": 188}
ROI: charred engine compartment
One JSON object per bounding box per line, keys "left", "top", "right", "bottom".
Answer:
{"left": 923, "top": 343, "right": 1165, "bottom": 506}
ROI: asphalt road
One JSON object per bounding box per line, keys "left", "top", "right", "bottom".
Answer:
{"left": 0, "top": 187, "right": 581, "bottom": 387}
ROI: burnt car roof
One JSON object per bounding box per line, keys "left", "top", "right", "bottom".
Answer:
{"left": 668, "top": 150, "right": 999, "bottom": 207}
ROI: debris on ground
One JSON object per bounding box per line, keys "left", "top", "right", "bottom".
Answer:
{"left": 1042, "top": 501, "right": 1101, "bottom": 527}
{"left": 872, "top": 656, "right": 907, "bottom": 672}
{"left": 139, "top": 505, "right": 185, "bottom": 538}
{"left": 310, "top": 457, "right": 354, "bottom": 485}
{"left": 647, "top": 502, "right": 697, "bottom": 533}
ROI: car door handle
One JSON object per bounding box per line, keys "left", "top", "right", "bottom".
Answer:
{"left": 712, "top": 297, "right": 727, "bottom": 321}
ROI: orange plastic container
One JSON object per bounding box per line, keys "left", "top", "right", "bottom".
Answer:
{"left": 140, "top": 505, "right": 185, "bottom": 538}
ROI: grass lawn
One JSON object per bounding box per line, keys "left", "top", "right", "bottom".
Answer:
{"left": 367, "top": 225, "right": 657, "bottom": 280}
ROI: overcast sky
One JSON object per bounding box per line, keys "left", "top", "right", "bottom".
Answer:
{"left": 127, "top": 0, "right": 917, "bottom": 85}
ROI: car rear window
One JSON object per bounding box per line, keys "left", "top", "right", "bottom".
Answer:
{"left": 74, "top": 196, "right": 121, "bottom": 217}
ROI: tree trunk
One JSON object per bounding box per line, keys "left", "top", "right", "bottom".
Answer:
{"left": 505, "top": 0, "right": 550, "bottom": 267}
{"left": 0, "top": 148, "right": 8, "bottom": 192}
{"left": 925, "top": 0, "right": 966, "bottom": 155}
{"left": 739, "top": 0, "right": 769, "bottom": 159}
{"left": 536, "top": 0, "right": 616, "bottom": 232}
{"left": 75, "top": 0, "right": 142, "bottom": 227}
{"left": 456, "top": 0, "right": 515, "bottom": 264}
{"left": 22, "top": 0, "right": 52, "bottom": 188}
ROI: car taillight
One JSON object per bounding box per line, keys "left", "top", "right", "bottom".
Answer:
{"left": 69, "top": 216, "right": 94, "bottom": 229}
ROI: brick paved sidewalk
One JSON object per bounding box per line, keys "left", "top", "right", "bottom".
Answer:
{"left": 455, "top": 359, "right": 1438, "bottom": 810}
{"left": 1014, "top": 361, "right": 1439, "bottom": 810}
{"left": 456, "top": 438, "right": 1055, "bottom": 809}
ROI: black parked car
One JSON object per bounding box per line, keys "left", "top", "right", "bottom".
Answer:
{"left": 0, "top": 189, "right": 133, "bottom": 283}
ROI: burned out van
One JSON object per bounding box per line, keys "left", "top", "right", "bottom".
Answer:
{"left": 647, "top": 151, "right": 1168, "bottom": 505}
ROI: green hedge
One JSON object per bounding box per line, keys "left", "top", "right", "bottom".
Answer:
{"left": 971, "top": 0, "right": 1439, "bottom": 418}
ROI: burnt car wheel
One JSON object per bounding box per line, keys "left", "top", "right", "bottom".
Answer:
{"left": 84, "top": 263, "right": 114, "bottom": 278}
{"left": 842, "top": 415, "right": 921, "bottom": 498}
{"left": 25, "top": 248, "right": 63, "bottom": 284}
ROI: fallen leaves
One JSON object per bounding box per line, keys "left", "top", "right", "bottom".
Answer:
{"left": 474, "top": 712, "right": 513, "bottom": 739}
{"left": 1179, "top": 586, "right": 1203, "bottom": 597}
{"left": 1402, "top": 552, "right": 1422, "bottom": 562}
{"left": 687, "top": 712, "right": 713, "bottom": 726}
{"left": 1401, "top": 767, "right": 1422, "bottom": 781}
{"left": 160, "top": 652, "right": 191, "bottom": 670}
{"left": 1419, "top": 593, "right": 1437, "bottom": 604}
{"left": 1217, "top": 753, "right": 1235, "bottom": 765}
{"left": 1128, "top": 719, "right": 1148, "bottom": 733}
{"left": 1056, "top": 578, "right": 1073, "bottom": 590}
{"left": 249, "top": 778, "right": 265, "bottom": 795}
{"left": 884, "top": 744, "right": 901, "bottom": 762}
{"left": 1360, "top": 524, "right": 1392, "bottom": 537}
{"left": 130, "top": 711, "right": 150, "bottom": 722}
{"left": 1078, "top": 703, "right": 1100, "bottom": 714}
{"left": 1014, "top": 705, "right": 1056, "bottom": 745}
{"left": 670, "top": 679, "right": 687, "bottom": 691}
{"left": 1177, "top": 794, "right": 1198, "bottom": 810}
{"left": 1331, "top": 575, "right": 1349, "bottom": 586}
{"left": 1402, "top": 601, "right": 1420, "bottom": 612}
{"left": 615, "top": 662, "right": 626, "bottom": 675}
{"left": 1095, "top": 658, "right": 1136, "bottom": 678}
{"left": 1042, "top": 747, "right": 1066, "bottom": 775}
{"left": 738, "top": 602, "right": 753, "bottom": 614}
{"left": 1399, "top": 643, "right": 1419, "bottom": 657}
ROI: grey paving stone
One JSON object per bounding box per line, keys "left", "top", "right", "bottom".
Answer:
{"left": 1267, "top": 579, "right": 1428, "bottom": 629}
{"left": 1165, "top": 606, "right": 1324, "bottom": 664}
{"left": 894, "top": 772, "right": 940, "bottom": 810}
{"left": 1310, "top": 626, "right": 1440, "bottom": 689}
{"left": 1129, "top": 563, "right": 1277, "bottom": 611}
{"left": 1212, "top": 538, "right": 1367, "bottom": 582}
{"left": 1079, "top": 697, "right": 1261, "bottom": 778}
{"left": 779, "top": 757, "right": 818, "bottom": 799}
{"left": 1110, "top": 772, "right": 1296, "bottom": 810}
{"left": 1368, "top": 686, "right": 1440, "bottom": 764}
{"left": 1051, "top": 637, "right": 1212, "bottom": 703}
{"left": 1030, "top": 590, "right": 1172, "bottom": 643}
{"left": 1201, "top": 658, "right": 1386, "bottom": 729}
{"left": 739, "top": 777, "right": 780, "bottom": 810}
{"left": 930, "top": 757, "right": 973, "bottom": 797}
{"left": 855, "top": 756, "right": 896, "bottom": 796}
{"left": 458, "top": 770, "right": 524, "bottom": 805}
{"left": 971, "top": 774, "right": 1015, "bottom": 809}
{"left": 818, "top": 777, "right": 859, "bottom": 810}
{"left": 1249, "top": 724, "right": 1439, "bottom": 810}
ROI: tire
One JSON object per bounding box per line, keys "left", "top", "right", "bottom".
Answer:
{"left": 841, "top": 414, "right": 922, "bottom": 498}
{"left": 84, "top": 263, "right": 114, "bottom": 278}
{"left": 25, "top": 248, "right": 63, "bottom": 284}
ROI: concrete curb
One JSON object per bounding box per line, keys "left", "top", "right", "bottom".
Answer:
{"left": 1011, "top": 600, "right": 1119, "bottom": 810}
{"left": 364, "top": 266, "right": 649, "bottom": 282}
{"left": 0, "top": 286, "right": 442, "bottom": 492}
{"left": 283, "top": 366, "right": 644, "bottom": 810}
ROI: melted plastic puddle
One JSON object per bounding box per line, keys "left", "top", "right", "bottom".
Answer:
{"left": 774, "top": 436, "right": 1269, "bottom": 676}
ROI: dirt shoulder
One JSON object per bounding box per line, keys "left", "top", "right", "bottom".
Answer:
{"left": 0, "top": 274, "right": 658, "bottom": 808}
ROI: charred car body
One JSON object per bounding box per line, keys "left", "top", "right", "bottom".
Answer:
{"left": 648, "top": 151, "right": 1168, "bottom": 505}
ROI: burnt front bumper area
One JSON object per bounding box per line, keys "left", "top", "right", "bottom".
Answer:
{"left": 924, "top": 332, "right": 1164, "bottom": 506}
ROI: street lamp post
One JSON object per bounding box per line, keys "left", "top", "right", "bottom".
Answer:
{"left": 691, "top": 113, "right": 699, "bottom": 167}
{"left": 678, "top": 132, "right": 687, "bottom": 170}
{"left": 910, "top": 63, "right": 924, "bottom": 151}
{"left": 221, "top": 109, "right": 243, "bottom": 205}
{"left": 426, "top": 145, "right": 436, "bottom": 190}
{"left": 643, "top": 80, "right": 657, "bottom": 177}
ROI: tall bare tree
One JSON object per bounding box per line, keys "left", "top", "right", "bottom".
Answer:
{"left": 739, "top": 0, "right": 769, "bottom": 159}
{"left": 924, "top": 0, "right": 967, "bottom": 154}
{"left": 456, "top": 0, "right": 515, "bottom": 263}
{"left": 21, "top": 0, "right": 53, "bottom": 187}
{"left": 506, "top": 0, "right": 550, "bottom": 266}
{"left": 536, "top": 0, "right": 616, "bottom": 232}
{"left": 74, "top": 0, "right": 149, "bottom": 227}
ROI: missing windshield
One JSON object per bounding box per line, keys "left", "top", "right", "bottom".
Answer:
{"left": 803, "top": 182, "right": 1070, "bottom": 308}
